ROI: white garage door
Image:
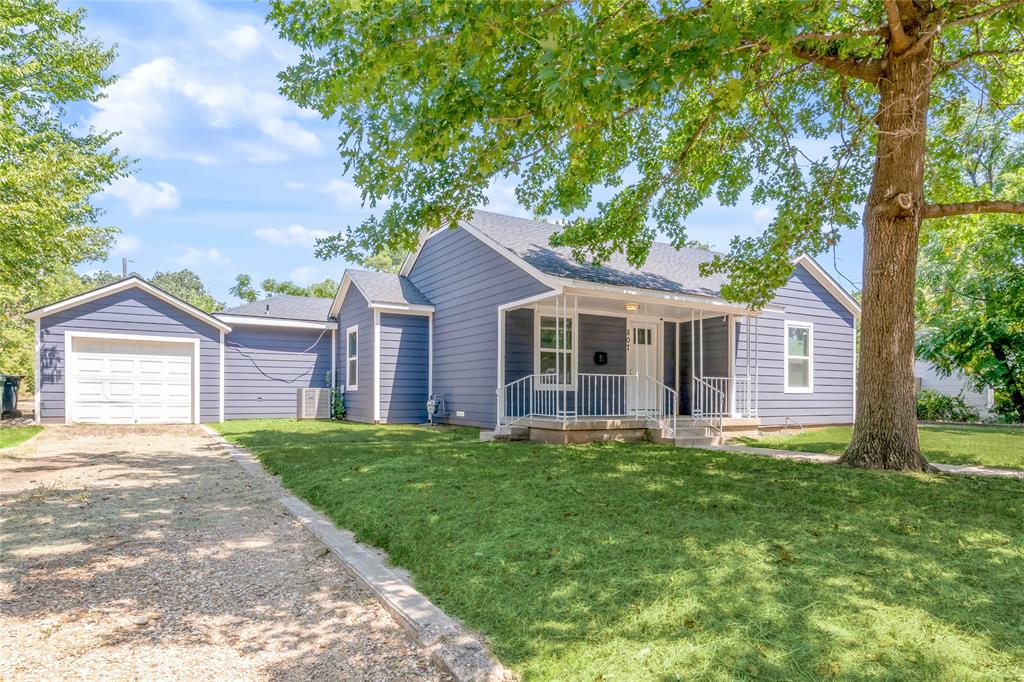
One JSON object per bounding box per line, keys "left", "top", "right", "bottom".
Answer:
{"left": 68, "top": 336, "right": 196, "bottom": 424}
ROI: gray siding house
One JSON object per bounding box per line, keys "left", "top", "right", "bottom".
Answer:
{"left": 27, "top": 210, "right": 859, "bottom": 439}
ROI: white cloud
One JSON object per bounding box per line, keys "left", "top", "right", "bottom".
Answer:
{"left": 211, "top": 25, "right": 263, "bottom": 59}
{"left": 254, "top": 224, "right": 331, "bottom": 248}
{"left": 484, "top": 179, "right": 530, "bottom": 218}
{"left": 105, "top": 176, "right": 180, "bottom": 216}
{"left": 753, "top": 206, "right": 776, "bottom": 227}
{"left": 112, "top": 234, "right": 142, "bottom": 255}
{"left": 284, "top": 180, "right": 307, "bottom": 190}
{"left": 89, "top": 57, "right": 322, "bottom": 162}
{"left": 325, "top": 179, "right": 363, "bottom": 206}
{"left": 289, "top": 266, "right": 318, "bottom": 285}
{"left": 176, "top": 247, "right": 230, "bottom": 266}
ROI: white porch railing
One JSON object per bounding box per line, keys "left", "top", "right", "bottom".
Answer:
{"left": 498, "top": 373, "right": 678, "bottom": 437}
{"left": 692, "top": 375, "right": 758, "bottom": 435}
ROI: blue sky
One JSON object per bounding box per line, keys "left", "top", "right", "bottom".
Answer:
{"left": 71, "top": 0, "right": 865, "bottom": 305}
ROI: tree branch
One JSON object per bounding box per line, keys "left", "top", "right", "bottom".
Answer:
{"left": 790, "top": 45, "right": 882, "bottom": 82}
{"left": 939, "top": 45, "right": 1024, "bottom": 71}
{"left": 884, "top": 0, "right": 914, "bottom": 52}
{"left": 946, "top": 0, "right": 1024, "bottom": 27}
{"left": 792, "top": 26, "right": 887, "bottom": 43}
{"left": 923, "top": 200, "right": 1024, "bottom": 219}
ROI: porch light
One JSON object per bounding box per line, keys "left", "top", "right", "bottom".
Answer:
{"left": 624, "top": 303, "right": 639, "bottom": 312}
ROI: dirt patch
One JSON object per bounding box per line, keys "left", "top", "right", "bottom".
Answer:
{"left": 0, "top": 424, "right": 446, "bottom": 681}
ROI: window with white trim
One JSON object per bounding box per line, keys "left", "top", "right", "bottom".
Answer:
{"left": 784, "top": 321, "right": 813, "bottom": 393}
{"left": 346, "top": 325, "right": 358, "bottom": 390}
{"left": 537, "top": 315, "right": 573, "bottom": 387}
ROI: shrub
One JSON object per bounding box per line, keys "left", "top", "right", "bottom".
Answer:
{"left": 916, "top": 389, "right": 980, "bottom": 422}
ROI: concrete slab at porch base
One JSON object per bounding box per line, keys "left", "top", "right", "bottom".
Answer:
{"left": 202, "top": 426, "right": 512, "bottom": 682}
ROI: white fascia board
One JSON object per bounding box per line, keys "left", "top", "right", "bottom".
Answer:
{"left": 25, "top": 277, "right": 232, "bottom": 333}
{"left": 329, "top": 271, "right": 377, "bottom": 318}
{"left": 559, "top": 283, "right": 781, "bottom": 315}
{"left": 369, "top": 302, "right": 435, "bottom": 315}
{"left": 213, "top": 314, "right": 333, "bottom": 330}
{"left": 793, "top": 254, "right": 861, "bottom": 318}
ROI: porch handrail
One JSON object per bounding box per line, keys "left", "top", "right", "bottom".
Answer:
{"left": 692, "top": 375, "right": 728, "bottom": 436}
{"left": 644, "top": 375, "right": 678, "bottom": 438}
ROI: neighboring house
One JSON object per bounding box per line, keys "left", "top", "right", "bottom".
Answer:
{"left": 915, "top": 360, "right": 995, "bottom": 418}
{"left": 27, "top": 210, "right": 861, "bottom": 442}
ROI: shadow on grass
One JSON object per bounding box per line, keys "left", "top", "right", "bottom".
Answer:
{"left": 217, "top": 420, "right": 1024, "bottom": 681}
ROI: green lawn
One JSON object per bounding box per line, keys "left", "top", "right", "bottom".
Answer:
{"left": 216, "top": 420, "right": 1024, "bottom": 681}
{"left": 0, "top": 425, "right": 41, "bottom": 450}
{"left": 736, "top": 424, "right": 1024, "bottom": 470}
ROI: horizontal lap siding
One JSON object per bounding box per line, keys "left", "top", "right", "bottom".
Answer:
{"left": 409, "top": 227, "right": 552, "bottom": 428}
{"left": 737, "top": 265, "right": 855, "bottom": 426}
{"left": 577, "top": 314, "right": 627, "bottom": 415}
{"left": 504, "top": 308, "right": 534, "bottom": 384}
{"left": 337, "top": 287, "right": 374, "bottom": 423}
{"left": 37, "top": 288, "right": 221, "bottom": 423}
{"left": 379, "top": 313, "right": 429, "bottom": 423}
{"left": 223, "top": 326, "right": 331, "bottom": 419}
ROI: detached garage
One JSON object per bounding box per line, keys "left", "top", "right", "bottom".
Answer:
{"left": 27, "top": 278, "right": 230, "bottom": 424}
{"left": 26, "top": 277, "right": 338, "bottom": 425}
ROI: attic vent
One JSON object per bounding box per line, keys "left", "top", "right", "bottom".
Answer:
{"left": 297, "top": 388, "right": 331, "bottom": 419}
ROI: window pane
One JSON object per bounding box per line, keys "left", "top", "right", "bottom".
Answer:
{"left": 348, "top": 331, "right": 357, "bottom": 357}
{"left": 787, "top": 327, "right": 809, "bottom": 357}
{"left": 788, "top": 358, "right": 809, "bottom": 388}
{"left": 540, "top": 316, "right": 572, "bottom": 348}
{"left": 348, "top": 358, "right": 357, "bottom": 384}
{"left": 540, "top": 351, "right": 558, "bottom": 375}
{"left": 561, "top": 353, "right": 573, "bottom": 384}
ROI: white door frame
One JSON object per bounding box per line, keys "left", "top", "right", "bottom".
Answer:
{"left": 625, "top": 317, "right": 661, "bottom": 413}
{"left": 64, "top": 331, "right": 202, "bottom": 425}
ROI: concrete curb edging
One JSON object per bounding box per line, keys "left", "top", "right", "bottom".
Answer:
{"left": 202, "top": 426, "right": 512, "bottom": 682}
{"left": 708, "top": 444, "right": 1024, "bottom": 479}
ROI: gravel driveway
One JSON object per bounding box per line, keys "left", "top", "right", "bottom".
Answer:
{"left": 0, "top": 425, "right": 446, "bottom": 681}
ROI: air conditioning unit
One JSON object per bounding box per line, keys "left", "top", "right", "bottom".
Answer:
{"left": 297, "top": 388, "right": 331, "bottom": 419}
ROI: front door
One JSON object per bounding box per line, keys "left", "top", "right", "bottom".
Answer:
{"left": 626, "top": 321, "right": 660, "bottom": 414}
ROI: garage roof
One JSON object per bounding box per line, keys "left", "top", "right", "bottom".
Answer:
{"left": 24, "top": 277, "right": 232, "bottom": 333}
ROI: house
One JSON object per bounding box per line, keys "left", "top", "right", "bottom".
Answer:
{"left": 26, "top": 210, "right": 860, "bottom": 444}
{"left": 915, "top": 360, "right": 995, "bottom": 419}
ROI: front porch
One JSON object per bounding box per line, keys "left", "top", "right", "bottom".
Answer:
{"left": 495, "top": 290, "right": 764, "bottom": 443}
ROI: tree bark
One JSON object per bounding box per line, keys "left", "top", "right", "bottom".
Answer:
{"left": 990, "top": 341, "right": 1024, "bottom": 422}
{"left": 841, "top": 41, "right": 935, "bottom": 471}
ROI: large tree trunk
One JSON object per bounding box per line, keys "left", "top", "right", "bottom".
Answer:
{"left": 990, "top": 341, "right": 1024, "bottom": 422}
{"left": 841, "top": 39, "right": 934, "bottom": 471}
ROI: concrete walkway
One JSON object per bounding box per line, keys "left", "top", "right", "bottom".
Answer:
{"left": 710, "top": 444, "right": 1024, "bottom": 479}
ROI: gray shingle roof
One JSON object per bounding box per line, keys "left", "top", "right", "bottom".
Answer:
{"left": 465, "top": 210, "right": 728, "bottom": 298}
{"left": 216, "top": 295, "right": 334, "bottom": 322}
{"left": 347, "top": 270, "right": 433, "bottom": 306}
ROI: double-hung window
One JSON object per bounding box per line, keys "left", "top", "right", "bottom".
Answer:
{"left": 537, "top": 315, "right": 573, "bottom": 388}
{"left": 346, "top": 325, "right": 358, "bottom": 390}
{"left": 784, "top": 321, "right": 813, "bottom": 393}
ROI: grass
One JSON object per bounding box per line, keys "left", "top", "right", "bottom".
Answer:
{"left": 736, "top": 424, "right": 1024, "bottom": 470}
{"left": 0, "top": 425, "right": 42, "bottom": 450}
{"left": 216, "top": 420, "right": 1024, "bottom": 681}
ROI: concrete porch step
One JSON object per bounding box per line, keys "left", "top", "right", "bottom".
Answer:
{"left": 673, "top": 435, "right": 725, "bottom": 448}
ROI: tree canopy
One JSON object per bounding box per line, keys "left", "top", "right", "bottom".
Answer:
{"left": 917, "top": 103, "right": 1024, "bottom": 421}
{"left": 230, "top": 273, "right": 339, "bottom": 301}
{"left": 271, "top": 0, "right": 1024, "bottom": 306}
{"left": 0, "top": 0, "right": 128, "bottom": 290}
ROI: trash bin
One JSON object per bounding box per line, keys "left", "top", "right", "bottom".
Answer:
{"left": 1, "top": 375, "right": 23, "bottom": 415}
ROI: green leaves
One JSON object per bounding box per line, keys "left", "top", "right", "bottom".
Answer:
{"left": 0, "top": 0, "right": 129, "bottom": 289}
{"left": 269, "top": 0, "right": 1024, "bottom": 307}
